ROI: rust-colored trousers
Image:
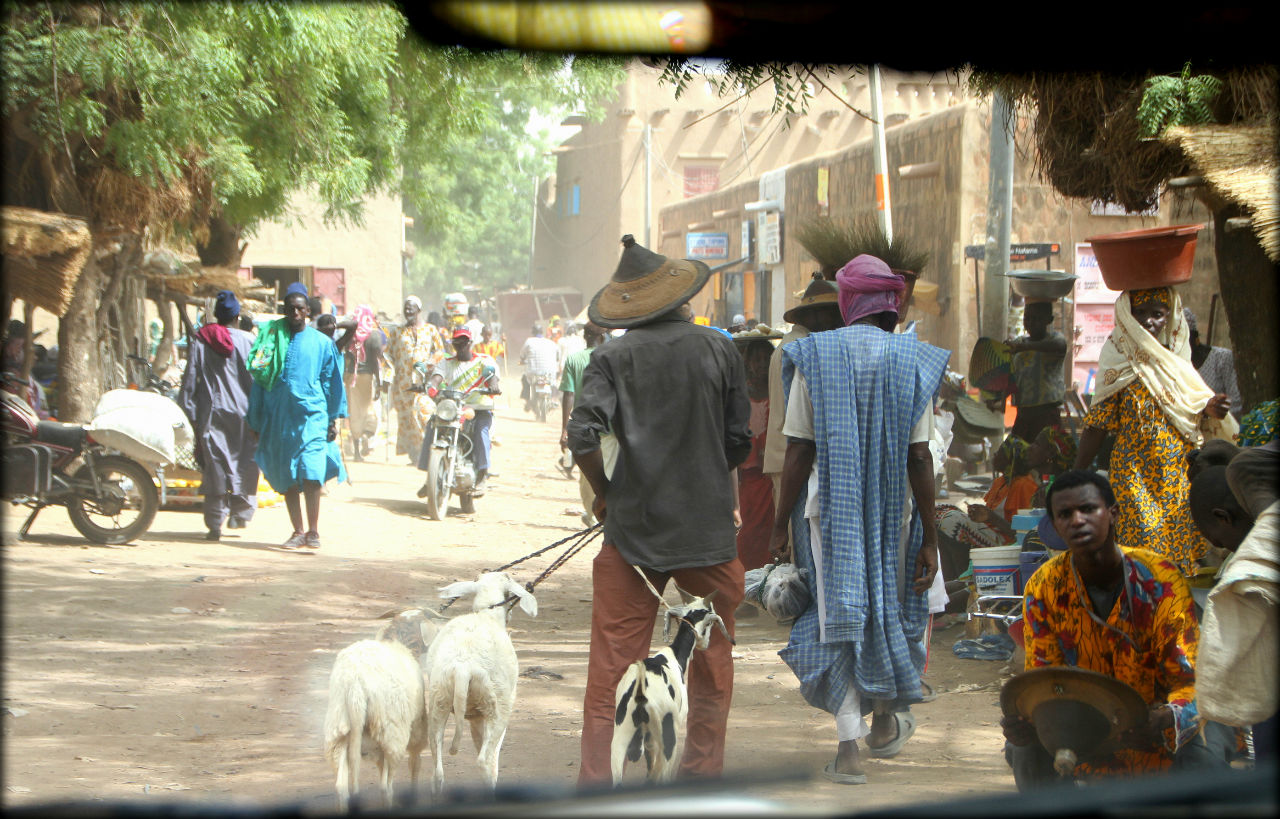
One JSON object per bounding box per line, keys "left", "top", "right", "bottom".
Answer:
{"left": 578, "top": 544, "right": 744, "bottom": 786}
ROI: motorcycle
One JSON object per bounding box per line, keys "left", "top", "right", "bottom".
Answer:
{"left": 414, "top": 371, "right": 496, "bottom": 521}
{"left": 529, "top": 371, "right": 556, "bottom": 423}
{"left": 2, "top": 373, "right": 160, "bottom": 544}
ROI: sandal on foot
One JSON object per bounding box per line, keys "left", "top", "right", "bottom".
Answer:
{"left": 280, "top": 532, "right": 307, "bottom": 550}
{"left": 821, "top": 761, "right": 867, "bottom": 785}
{"left": 868, "top": 712, "right": 916, "bottom": 758}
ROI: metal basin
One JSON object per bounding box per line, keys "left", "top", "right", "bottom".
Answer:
{"left": 1002, "top": 269, "right": 1078, "bottom": 300}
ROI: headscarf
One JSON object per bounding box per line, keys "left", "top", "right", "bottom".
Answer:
{"left": 1037, "top": 427, "right": 1077, "bottom": 473}
{"left": 1093, "top": 287, "right": 1217, "bottom": 444}
{"left": 213, "top": 290, "right": 240, "bottom": 323}
{"left": 284, "top": 281, "right": 309, "bottom": 300}
{"left": 997, "top": 433, "right": 1031, "bottom": 475}
{"left": 351, "top": 305, "right": 378, "bottom": 366}
{"left": 835, "top": 254, "right": 905, "bottom": 326}
{"left": 1182, "top": 307, "right": 1199, "bottom": 337}
{"left": 405, "top": 295, "right": 423, "bottom": 311}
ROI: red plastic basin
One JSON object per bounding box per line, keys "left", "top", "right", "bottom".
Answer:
{"left": 1085, "top": 224, "right": 1203, "bottom": 291}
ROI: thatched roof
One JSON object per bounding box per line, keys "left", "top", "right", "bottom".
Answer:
{"left": 1, "top": 206, "right": 92, "bottom": 316}
{"left": 141, "top": 250, "right": 273, "bottom": 303}
{"left": 1163, "top": 123, "right": 1279, "bottom": 263}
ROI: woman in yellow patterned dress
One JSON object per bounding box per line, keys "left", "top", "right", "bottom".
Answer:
{"left": 1074, "top": 287, "right": 1234, "bottom": 576}
{"left": 385, "top": 296, "right": 445, "bottom": 462}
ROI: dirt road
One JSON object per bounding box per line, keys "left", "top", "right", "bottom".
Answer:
{"left": 2, "top": 394, "right": 1016, "bottom": 812}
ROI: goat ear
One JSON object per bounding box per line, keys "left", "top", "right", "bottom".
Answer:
{"left": 419, "top": 619, "right": 440, "bottom": 649}
{"left": 439, "top": 580, "right": 477, "bottom": 601}
{"left": 662, "top": 609, "right": 677, "bottom": 641}
{"left": 674, "top": 584, "right": 695, "bottom": 605}
{"left": 375, "top": 608, "right": 400, "bottom": 620}
{"left": 702, "top": 588, "right": 719, "bottom": 604}
{"left": 505, "top": 578, "right": 538, "bottom": 617}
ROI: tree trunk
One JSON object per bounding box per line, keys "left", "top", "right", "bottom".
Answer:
{"left": 56, "top": 249, "right": 104, "bottom": 422}
{"left": 1213, "top": 204, "right": 1280, "bottom": 413}
{"left": 151, "top": 295, "right": 174, "bottom": 374}
{"left": 196, "top": 214, "right": 246, "bottom": 268}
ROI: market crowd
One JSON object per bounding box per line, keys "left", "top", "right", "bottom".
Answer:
{"left": 54, "top": 225, "right": 1276, "bottom": 795}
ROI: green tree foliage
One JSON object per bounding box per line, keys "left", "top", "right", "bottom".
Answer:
{"left": 398, "top": 49, "right": 625, "bottom": 304}
{"left": 3, "top": 2, "right": 405, "bottom": 246}
{"left": 658, "top": 58, "right": 862, "bottom": 119}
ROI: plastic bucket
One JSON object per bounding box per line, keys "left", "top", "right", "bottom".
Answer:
{"left": 1019, "top": 551, "right": 1049, "bottom": 594}
{"left": 972, "top": 544, "right": 1022, "bottom": 596}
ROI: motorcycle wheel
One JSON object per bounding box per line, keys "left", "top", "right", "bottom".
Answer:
{"left": 459, "top": 493, "right": 475, "bottom": 515}
{"left": 66, "top": 455, "right": 158, "bottom": 544}
{"left": 534, "top": 393, "right": 548, "bottom": 423}
{"left": 424, "top": 448, "right": 449, "bottom": 521}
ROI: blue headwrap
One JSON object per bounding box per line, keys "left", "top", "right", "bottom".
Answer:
{"left": 285, "top": 282, "right": 309, "bottom": 300}
{"left": 213, "top": 290, "right": 240, "bottom": 322}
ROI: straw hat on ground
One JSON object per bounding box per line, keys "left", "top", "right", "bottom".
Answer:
{"left": 588, "top": 235, "right": 711, "bottom": 329}
{"left": 783, "top": 271, "right": 841, "bottom": 327}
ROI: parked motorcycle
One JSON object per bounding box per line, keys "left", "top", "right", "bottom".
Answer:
{"left": 415, "top": 378, "right": 496, "bottom": 521}
{"left": 2, "top": 374, "right": 160, "bottom": 544}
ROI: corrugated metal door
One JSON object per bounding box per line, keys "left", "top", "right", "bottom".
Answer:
{"left": 313, "top": 268, "right": 346, "bottom": 314}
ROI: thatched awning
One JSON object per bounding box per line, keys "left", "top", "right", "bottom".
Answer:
{"left": 140, "top": 250, "right": 273, "bottom": 304}
{"left": 1163, "top": 124, "right": 1279, "bottom": 263}
{"left": 1, "top": 206, "right": 92, "bottom": 316}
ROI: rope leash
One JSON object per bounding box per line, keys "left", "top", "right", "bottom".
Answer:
{"left": 439, "top": 522, "right": 604, "bottom": 613}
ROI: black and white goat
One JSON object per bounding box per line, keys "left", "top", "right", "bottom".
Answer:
{"left": 610, "top": 587, "right": 733, "bottom": 786}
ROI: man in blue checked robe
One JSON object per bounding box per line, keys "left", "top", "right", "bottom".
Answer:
{"left": 770, "top": 254, "right": 949, "bottom": 785}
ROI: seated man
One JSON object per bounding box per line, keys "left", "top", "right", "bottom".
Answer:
{"left": 1002, "top": 470, "right": 1231, "bottom": 789}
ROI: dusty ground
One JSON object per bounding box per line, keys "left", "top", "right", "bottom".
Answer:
{"left": 2, "top": 392, "right": 1016, "bottom": 813}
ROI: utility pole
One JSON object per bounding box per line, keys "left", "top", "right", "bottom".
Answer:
{"left": 869, "top": 65, "right": 893, "bottom": 242}
{"left": 643, "top": 123, "right": 652, "bottom": 248}
{"left": 528, "top": 175, "right": 537, "bottom": 289}
{"left": 982, "top": 92, "right": 1014, "bottom": 342}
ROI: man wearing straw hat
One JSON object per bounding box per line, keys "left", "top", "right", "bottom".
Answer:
{"left": 567, "top": 235, "right": 752, "bottom": 785}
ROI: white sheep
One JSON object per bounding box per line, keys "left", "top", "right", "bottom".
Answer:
{"left": 610, "top": 587, "right": 732, "bottom": 786}
{"left": 323, "top": 608, "right": 442, "bottom": 810}
{"left": 424, "top": 572, "right": 537, "bottom": 795}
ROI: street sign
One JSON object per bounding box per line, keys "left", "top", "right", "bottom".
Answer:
{"left": 686, "top": 232, "right": 729, "bottom": 260}
{"left": 964, "top": 242, "right": 1062, "bottom": 262}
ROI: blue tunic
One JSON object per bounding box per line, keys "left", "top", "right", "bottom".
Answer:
{"left": 247, "top": 325, "right": 347, "bottom": 492}
{"left": 779, "top": 325, "right": 949, "bottom": 715}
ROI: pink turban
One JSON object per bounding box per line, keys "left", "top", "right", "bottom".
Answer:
{"left": 836, "top": 254, "right": 905, "bottom": 326}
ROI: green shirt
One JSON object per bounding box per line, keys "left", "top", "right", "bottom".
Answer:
{"left": 559, "top": 346, "right": 594, "bottom": 400}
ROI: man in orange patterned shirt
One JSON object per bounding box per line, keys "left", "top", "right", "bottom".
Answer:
{"left": 1002, "top": 470, "right": 1233, "bottom": 788}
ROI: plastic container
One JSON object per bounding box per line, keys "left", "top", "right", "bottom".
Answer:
{"left": 972, "top": 544, "right": 1023, "bottom": 596}
{"left": 1085, "top": 224, "right": 1203, "bottom": 291}
{"left": 1019, "top": 551, "right": 1050, "bottom": 594}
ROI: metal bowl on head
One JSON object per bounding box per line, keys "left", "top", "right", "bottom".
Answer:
{"left": 1001, "top": 666, "right": 1148, "bottom": 777}
{"left": 1002, "top": 269, "right": 1078, "bottom": 301}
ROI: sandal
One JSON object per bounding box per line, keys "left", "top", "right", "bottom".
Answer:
{"left": 867, "top": 712, "right": 916, "bottom": 759}
{"left": 920, "top": 681, "right": 937, "bottom": 703}
{"left": 821, "top": 761, "right": 867, "bottom": 785}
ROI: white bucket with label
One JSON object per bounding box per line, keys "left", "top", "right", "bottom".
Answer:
{"left": 971, "top": 544, "right": 1022, "bottom": 596}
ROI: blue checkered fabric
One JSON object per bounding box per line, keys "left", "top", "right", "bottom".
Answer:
{"left": 778, "top": 325, "right": 949, "bottom": 715}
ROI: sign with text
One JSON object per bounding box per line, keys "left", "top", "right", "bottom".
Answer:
{"left": 964, "top": 243, "right": 1062, "bottom": 262}
{"left": 1072, "top": 302, "right": 1116, "bottom": 394}
{"left": 757, "top": 211, "right": 783, "bottom": 265}
{"left": 686, "top": 232, "right": 729, "bottom": 260}
{"left": 1073, "top": 243, "right": 1122, "bottom": 305}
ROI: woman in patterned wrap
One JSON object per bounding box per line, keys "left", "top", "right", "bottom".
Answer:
{"left": 1074, "top": 287, "right": 1234, "bottom": 576}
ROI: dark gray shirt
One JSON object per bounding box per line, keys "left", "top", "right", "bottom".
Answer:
{"left": 567, "top": 315, "right": 752, "bottom": 571}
